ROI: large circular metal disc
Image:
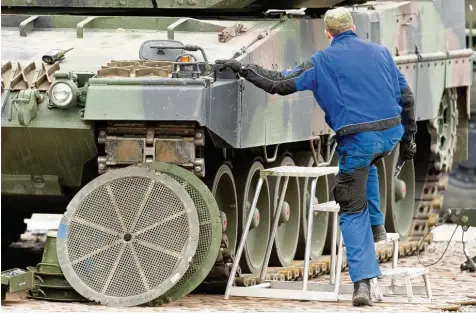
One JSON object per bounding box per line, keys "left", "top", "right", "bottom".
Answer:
{"left": 234, "top": 160, "right": 271, "bottom": 274}
{"left": 267, "top": 156, "right": 301, "bottom": 266}
{"left": 384, "top": 144, "right": 416, "bottom": 239}
{"left": 294, "top": 152, "right": 329, "bottom": 260}
{"left": 146, "top": 162, "right": 222, "bottom": 305}
{"left": 57, "top": 166, "right": 199, "bottom": 307}
{"left": 209, "top": 163, "right": 238, "bottom": 253}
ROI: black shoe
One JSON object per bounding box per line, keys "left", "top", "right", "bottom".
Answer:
{"left": 372, "top": 225, "right": 387, "bottom": 242}
{"left": 352, "top": 279, "right": 373, "bottom": 306}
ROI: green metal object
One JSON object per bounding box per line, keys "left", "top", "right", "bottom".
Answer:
{"left": 28, "top": 286, "right": 89, "bottom": 302}
{"left": 27, "top": 267, "right": 70, "bottom": 289}
{"left": 447, "top": 208, "right": 476, "bottom": 228}
{"left": 11, "top": 89, "right": 42, "bottom": 125}
{"left": 2, "top": 285, "right": 6, "bottom": 302}
{"left": 38, "top": 230, "right": 62, "bottom": 274}
{"left": 385, "top": 145, "right": 416, "bottom": 239}
{"left": 145, "top": 162, "right": 222, "bottom": 306}
{"left": 294, "top": 152, "right": 329, "bottom": 260}
{"left": 266, "top": 156, "right": 301, "bottom": 267}
{"left": 1, "top": 268, "right": 35, "bottom": 299}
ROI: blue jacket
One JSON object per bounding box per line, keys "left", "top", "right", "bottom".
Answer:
{"left": 240, "top": 30, "right": 416, "bottom": 140}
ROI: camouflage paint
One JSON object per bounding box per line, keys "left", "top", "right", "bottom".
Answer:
{"left": 0, "top": 1, "right": 472, "bottom": 186}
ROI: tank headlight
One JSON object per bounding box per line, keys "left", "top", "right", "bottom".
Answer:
{"left": 52, "top": 83, "right": 73, "bottom": 106}
{"left": 47, "top": 77, "right": 78, "bottom": 109}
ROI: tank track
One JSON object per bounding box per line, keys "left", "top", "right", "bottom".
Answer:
{"left": 199, "top": 237, "right": 433, "bottom": 291}
{"left": 410, "top": 88, "right": 458, "bottom": 240}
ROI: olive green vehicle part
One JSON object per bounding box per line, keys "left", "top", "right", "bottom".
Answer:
{"left": 27, "top": 266, "right": 71, "bottom": 289}
{"left": 1, "top": 268, "right": 35, "bottom": 302}
{"left": 25, "top": 230, "right": 89, "bottom": 303}
{"left": 28, "top": 286, "right": 89, "bottom": 302}
{"left": 37, "top": 230, "right": 63, "bottom": 275}
{"left": 56, "top": 166, "right": 200, "bottom": 307}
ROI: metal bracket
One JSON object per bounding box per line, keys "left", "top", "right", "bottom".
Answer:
{"left": 19, "top": 15, "right": 39, "bottom": 37}
{"left": 167, "top": 18, "right": 226, "bottom": 40}
{"left": 309, "top": 137, "right": 321, "bottom": 167}
{"left": 263, "top": 144, "right": 279, "bottom": 163}
{"left": 77, "top": 16, "right": 97, "bottom": 38}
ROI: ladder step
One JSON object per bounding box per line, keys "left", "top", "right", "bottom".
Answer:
{"left": 380, "top": 267, "right": 429, "bottom": 279}
{"left": 313, "top": 201, "right": 340, "bottom": 213}
{"left": 261, "top": 166, "right": 338, "bottom": 178}
{"left": 375, "top": 233, "right": 399, "bottom": 246}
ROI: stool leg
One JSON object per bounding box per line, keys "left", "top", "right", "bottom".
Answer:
{"left": 302, "top": 177, "right": 318, "bottom": 291}
{"left": 391, "top": 239, "right": 398, "bottom": 287}
{"left": 404, "top": 277, "right": 414, "bottom": 300}
{"left": 333, "top": 232, "right": 344, "bottom": 293}
{"left": 259, "top": 176, "right": 289, "bottom": 283}
{"left": 330, "top": 211, "right": 338, "bottom": 284}
{"left": 224, "top": 177, "right": 264, "bottom": 299}
{"left": 423, "top": 274, "right": 432, "bottom": 299}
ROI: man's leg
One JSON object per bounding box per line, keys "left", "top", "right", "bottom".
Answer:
{"left": 334, "top": 151, "right": 381, "bottom": 306}
{"left": 367, "top": 164, "right": 387, "bottom": 242}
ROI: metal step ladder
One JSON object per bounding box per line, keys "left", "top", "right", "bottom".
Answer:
{"left": 224, "top": 165, "right": 344, "bottom": 301}
{"left": 370, "top": 233, "right": 433, "bottom": 303}
{"left": 223, "top": 165, "right": 433, "bottom": 303}
{"left": 336, "top": 232, "right": 433, "bottom": 303}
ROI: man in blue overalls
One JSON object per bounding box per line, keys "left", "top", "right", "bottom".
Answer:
{"left": 216, "top": 6, "right": 417, "bottom": 306}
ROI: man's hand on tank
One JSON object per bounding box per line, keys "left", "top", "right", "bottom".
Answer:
{"left": 215, "top": 59, "right": 243, "bottom": 73}
{"left": 400, "top": 140, "right": 416, "bottom": 161}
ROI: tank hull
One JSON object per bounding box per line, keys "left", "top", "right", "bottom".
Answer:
{"left": 0, "top": 0, "right": 472, "bottom": 304}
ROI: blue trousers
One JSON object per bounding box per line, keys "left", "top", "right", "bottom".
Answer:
{"left": 334, "top": 125, "right": 404, "bottom": 282}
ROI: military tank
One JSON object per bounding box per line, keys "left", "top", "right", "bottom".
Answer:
{"left": 1, "top": 0, "right": 472, "bottom": 307}
{"left": 442, "top": 0, "right": 476, "bottom": 210}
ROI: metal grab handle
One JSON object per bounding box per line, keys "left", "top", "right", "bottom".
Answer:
{"left": 36, "top": 262, "right": 61, "bottom": 271}
{"left": 29, "top": 288, "right": 47, "bottom": 298}
{"left": 34, "top": 274, "right": 45, "bottom": 285}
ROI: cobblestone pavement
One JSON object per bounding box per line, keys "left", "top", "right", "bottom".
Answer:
{"left": 2, "top": 228, "right": 476, "bottom": 313}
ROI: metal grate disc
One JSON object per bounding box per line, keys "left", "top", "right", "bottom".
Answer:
{"left": 145, "top": 162, "right": 222, "bottom": 305}
{"left": 57, "top": 166, "right": 199, "bottom": 307}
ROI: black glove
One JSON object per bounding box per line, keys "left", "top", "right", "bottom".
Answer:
{"left": 215, "top": 59, "right": 243, "bottom": 73}
{"left": 400, "top": 140, "right": 416, "bottom": 161}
